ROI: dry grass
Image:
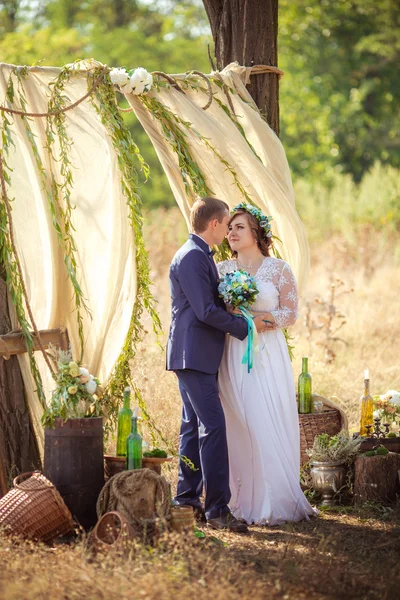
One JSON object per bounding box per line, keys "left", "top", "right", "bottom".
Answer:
{"left": 2, "top": 207, "right": 400, "bottom": 599}
{"left": 1, "top": 506, "right": 399, "bottom": 600}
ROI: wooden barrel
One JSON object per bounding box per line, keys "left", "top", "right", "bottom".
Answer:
{"left": 44, "top": 418, "right": 104, "bottom": 530}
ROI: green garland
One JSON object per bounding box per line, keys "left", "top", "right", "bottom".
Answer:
{"left": 1, "top": 65, "right": 163, "bottom": 432}
{"left": 87, "top": 67, "right": 162, "bottom": 435}
{"left": 0, "top": 60, "right": 295, "bottom": 440}
{"left": 182, "top": 75, "right": 263, "bottom": 162}
{"left": 141, "top": 94, "right": 213, "bottom": 202}
{"left": 0, "top": 71, "right": 46, "bottom": 406}
{"left": 45, "top": 67, "right": 91, "bottom": 361}
{"left": 141, "top": 77, "right": 295, "bottom": 358}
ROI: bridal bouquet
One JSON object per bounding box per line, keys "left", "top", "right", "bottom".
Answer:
{"left": 218, "top": 269, "right": 259, "bottom": 309}
{"left": 42, "top": 346, "right": 103, "bottom": 428}
{"left": 218, "top": 270, "right": 259, "bottom": 372}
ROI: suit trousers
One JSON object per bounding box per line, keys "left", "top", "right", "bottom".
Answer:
{"left": 174, "top": 369, "right": 231, "bottom": 520}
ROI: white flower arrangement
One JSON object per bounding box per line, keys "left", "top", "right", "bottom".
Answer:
{"left": 42, "top": 346, "right": 103, "bottom": 428}
{"left": 373, "top": 389, "right": 400, "bottom": 425}
{"left": 109, "top": 66, "right": 153, "bottom": 95}
{"left": 380, "top": 390, "right": 400, "bottom": 405}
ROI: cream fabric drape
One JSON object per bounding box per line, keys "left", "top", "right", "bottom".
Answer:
{"left": 0, "top": 63, "right": 136, "bottom": 449}
{"left": 0, "top": 60, "right": 309, "bottom": 453}
{"left": 127, "top": 62, "right": 309, "bottom": 292}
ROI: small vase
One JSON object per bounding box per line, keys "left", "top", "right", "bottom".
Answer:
{"left": 310, "top": 460, "right": 345, "bottom": 506}
{"left": 170, "top": 505, "right": 194, "bottom": 532}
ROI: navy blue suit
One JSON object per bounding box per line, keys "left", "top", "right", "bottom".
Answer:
{"left": 167, "top": 234, "right": 248, "bottom": 519}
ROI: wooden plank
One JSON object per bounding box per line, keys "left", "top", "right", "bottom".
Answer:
{"left": 0, "top": 327, "right": 69, "bottom": 358}
{"left": 360, "top": 437, "right": 400, "bottom": 453}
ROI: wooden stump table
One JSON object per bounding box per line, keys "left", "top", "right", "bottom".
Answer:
{"left": 354, "top": 452, "right": 400, "bottom": 505}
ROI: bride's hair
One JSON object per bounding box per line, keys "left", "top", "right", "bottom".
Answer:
{"left": 228, "top": 210, "right": 272, "bottom": 257}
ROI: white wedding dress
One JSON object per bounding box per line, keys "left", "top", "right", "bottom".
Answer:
{"left": 217, "top": 257, "right": 316, "bottom": 525}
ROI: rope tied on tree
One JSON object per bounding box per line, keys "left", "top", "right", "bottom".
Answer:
{"left": 249, "top": 64, "right": 284, "bottom": 80}
{"left": 118, "top": 65, "right": 282, "bottom": 117}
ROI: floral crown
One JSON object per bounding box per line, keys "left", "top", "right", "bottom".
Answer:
{"left": 231, "top": 202, "right": 273, "bottom": 239}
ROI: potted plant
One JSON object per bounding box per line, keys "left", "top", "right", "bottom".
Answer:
{"left": 306, "top": 430, "right": 362, "bottom": 506}
{"left": 42, "top": 346, "right": 105, "bottom": 530}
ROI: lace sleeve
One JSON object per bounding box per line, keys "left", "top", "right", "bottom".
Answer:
{"left": 270, "top": 263, "right": 298, "bottom": 328}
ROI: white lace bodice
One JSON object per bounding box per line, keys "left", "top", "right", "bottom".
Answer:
{"left": 217, "top": 257, "right": 298, "bottom": 328}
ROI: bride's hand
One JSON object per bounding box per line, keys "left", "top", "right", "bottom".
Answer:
{"left": 227, "top": 305, "right": 241, "bottom": 315}
{"left": 261, "top": 313, "right": 276, "bottom": 329}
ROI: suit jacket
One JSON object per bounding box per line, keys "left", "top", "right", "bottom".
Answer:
{"left": 166, "top": 234, "right": 248, "bottom": 374}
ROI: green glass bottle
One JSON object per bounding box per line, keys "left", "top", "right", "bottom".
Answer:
{"left": 126, "top": 410, "right": 142, "bottom": 470}
{"left": 298, "top": 357, "right": 312, "bottom": 414}
{"left": 116, "top": 387, "right": 133, "bottom": 456}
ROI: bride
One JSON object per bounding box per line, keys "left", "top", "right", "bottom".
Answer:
{"left": 217, "top": 203, "right": 316, "bottom": 525}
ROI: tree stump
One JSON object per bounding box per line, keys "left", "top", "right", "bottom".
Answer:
{"left": 354, "top": 453, "right": 400, "bottom": 505}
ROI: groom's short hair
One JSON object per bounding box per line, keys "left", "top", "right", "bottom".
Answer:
{"left": 190, "top": 197, "right": 229, "bottom": 233}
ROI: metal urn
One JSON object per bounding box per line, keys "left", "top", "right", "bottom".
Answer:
{"left": 310, "top": 460, "right": 346, "bottom": 505}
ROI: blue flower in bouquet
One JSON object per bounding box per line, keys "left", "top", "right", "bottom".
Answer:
{"left": 218, "top": 270, "right": 259, "bottom": 309}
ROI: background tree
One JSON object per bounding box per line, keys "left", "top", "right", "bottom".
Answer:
{"left": 202, "top": 0, "right": 279, "bottom": 133}
{"left": 279, "top": 0, "right": 400, "bottom": 182}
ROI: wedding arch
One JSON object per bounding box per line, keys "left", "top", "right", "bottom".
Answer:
{"left": 0, "top": 58, "right": 309, "bottom": 452}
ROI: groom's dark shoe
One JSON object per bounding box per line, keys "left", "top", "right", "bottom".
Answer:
{"left": 207, "top": 512, "right": 249, "bottom": 533}
{"left": 193, "top": 506, "right": 207, "bottom": 523}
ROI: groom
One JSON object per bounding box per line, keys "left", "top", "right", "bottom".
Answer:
{"left": 167, "top": 197, "right": 267, "bottom": 532}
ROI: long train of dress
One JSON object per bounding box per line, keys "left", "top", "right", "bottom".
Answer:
{"left": 217, "top": 257, "right": 317, "bottom": 525}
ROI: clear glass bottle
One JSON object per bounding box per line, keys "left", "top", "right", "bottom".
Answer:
{"left": 298, "top": 357, "right": 312, "bottom": 414}
{"left": 116, "top": 387, "right": 133, "bottom": 456}
{"left": 359, "top": 370, "right": 374, "bottom": 436}
{"left": 126, "top": 409, "right": 142, "bottom": 470}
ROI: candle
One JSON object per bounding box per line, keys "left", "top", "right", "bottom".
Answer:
{"left": 364, "top": 369, "right": 369, "bottom": 380}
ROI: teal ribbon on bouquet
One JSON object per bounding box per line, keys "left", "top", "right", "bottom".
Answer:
{"left": 239, "top": 307, "right": 259, "bottom": 373}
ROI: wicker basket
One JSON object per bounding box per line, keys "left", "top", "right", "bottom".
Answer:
{"left": 299, "top": 409, "right": 342, "bottom": 466}
{"left": 0, "top": 471, "right": 74, "bottom": 543}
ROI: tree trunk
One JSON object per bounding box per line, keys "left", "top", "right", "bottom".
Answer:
{"left": 0, "top": 276, "right": 41, "bottom": 488}
{"left": 1, "top": 1, "right": 20, "bottom": 33}
{"left": 202, "top": 0, "right": 279, "bottom": 134}
{"left": 354, "top": 453, "right": 400, "bottom": 505}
